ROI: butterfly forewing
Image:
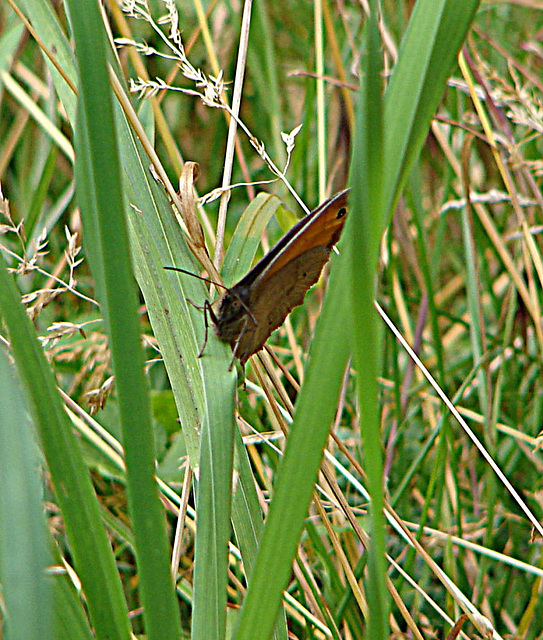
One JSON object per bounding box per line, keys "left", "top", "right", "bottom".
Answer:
{"left": 213, "top": 189, "right": 349, "bottom": 366}
{"left": 233, "top": 246, "right": 332, "bottom": 365}
{"left": 249, "top": 189, "right": 348, "bottom": 287}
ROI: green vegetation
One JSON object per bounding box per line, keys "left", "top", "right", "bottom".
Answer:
{"left": 1, "top": 1, "right": 543, "bottom": 639}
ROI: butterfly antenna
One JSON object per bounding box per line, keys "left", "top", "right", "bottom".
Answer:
{"left": 166, "top": 266, "right": 258, "bottom": 326}
{"left": 164, "top": 266, "right": 229, "bottom": 291}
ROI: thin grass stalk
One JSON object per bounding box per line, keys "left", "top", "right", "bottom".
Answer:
{"left": 348, "top": 0, "right": 387, "bottom": 634}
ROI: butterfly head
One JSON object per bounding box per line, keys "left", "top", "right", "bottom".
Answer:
{"left": 213, "top": 285, "right": 255, "bottom": 343}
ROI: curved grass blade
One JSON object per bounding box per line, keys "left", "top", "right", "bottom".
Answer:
{"left": 66, "top": 1, "right": 182, "bottom": 638}
{"left": 231, "top": 2, "right": 481, "bottom": 639}
{"left": 221, "top": 192, "right": 281, "bottom": 286}
{"left": 0, "top": 255, "right": 130, "bottom": 640}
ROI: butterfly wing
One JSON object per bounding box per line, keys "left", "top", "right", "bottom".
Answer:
{"left": 216, "top": 189, "right": 349, "bottom": 364}
{"left": 232, "top": 189, "right": 349, "bottom": 291}
{"left": 232, "top": 245, "right": 333, "bottom": 365}
{"left": 256, "top": 189, "right": 348, "bottom": 284}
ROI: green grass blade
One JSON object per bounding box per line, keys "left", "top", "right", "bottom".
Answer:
{"left": 231, "top": 430, "right": 289, "bottom": 640}
{"left": 221, "top": 193, "right": 281, "bottom": 286}
{"left": 0, "top": 349, "right": 53, "bottom": 640}
{"left": 0, "top": 256, "right": 130, "bottom": 640}
{"left": 348, "top": 2, "right": 388, "bottom": 637}
{"left": 0, "top": 12, "right": 24, "bottom": 81}
{"left": 50, "top": 573, "right": 95, "bottom": 640}
{"left": 248, "top": 0, "right": 286, "bottom": 165}
{"left": 384, "top": 0, "right": 480, "bottom": 214}
{"left": 124, "top": 177, "right": 206, "bottom": 466}
{"left": 191, "top": 351, "right": 237, "bottom": 640}
{"left": 65, "top": 1, "right": 181, "bottom": 638}
{"left": 231, "top": 250, "right": 352, "bottom": 640}
{"left": 18, "top": 0, "right": 78, "bottom": 121}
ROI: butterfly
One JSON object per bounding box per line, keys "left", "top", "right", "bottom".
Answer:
{"left": 207, "top": 189, "right": 349, "bottom": 366}
{"left": 167, "top": 190, "right": 349, "bottom": 367}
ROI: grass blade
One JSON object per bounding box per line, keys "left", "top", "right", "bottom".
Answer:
{"left": 231, "top": 2, "right": 481, "bottom": 639}
{"left": 349, "top": 1, "right": 387, "bottom": 637}
{"left": 0, "top": 254, "right": 130, "bottom": 640}
{"left": 0, "top": 349, "right": 53, "bottom": 640}
{"left": 66, "top": 1, "right": 181, "bottom": 638}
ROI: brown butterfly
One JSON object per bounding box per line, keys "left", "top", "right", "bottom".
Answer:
{"left": 210, "top": 189, "right": 349, "bottom": 366}
{"left": 167, "top": 189, "right": 348, "bottom": 367}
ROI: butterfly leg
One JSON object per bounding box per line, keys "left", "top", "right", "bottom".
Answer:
{"left": 186, "top": 298, "right": 216, "bottom": 359}
{"left": 185, "top": 297, "right": 206, "bottom": 311}
{"left": 229, "top": 315, "right": 250, "bottom": 372}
